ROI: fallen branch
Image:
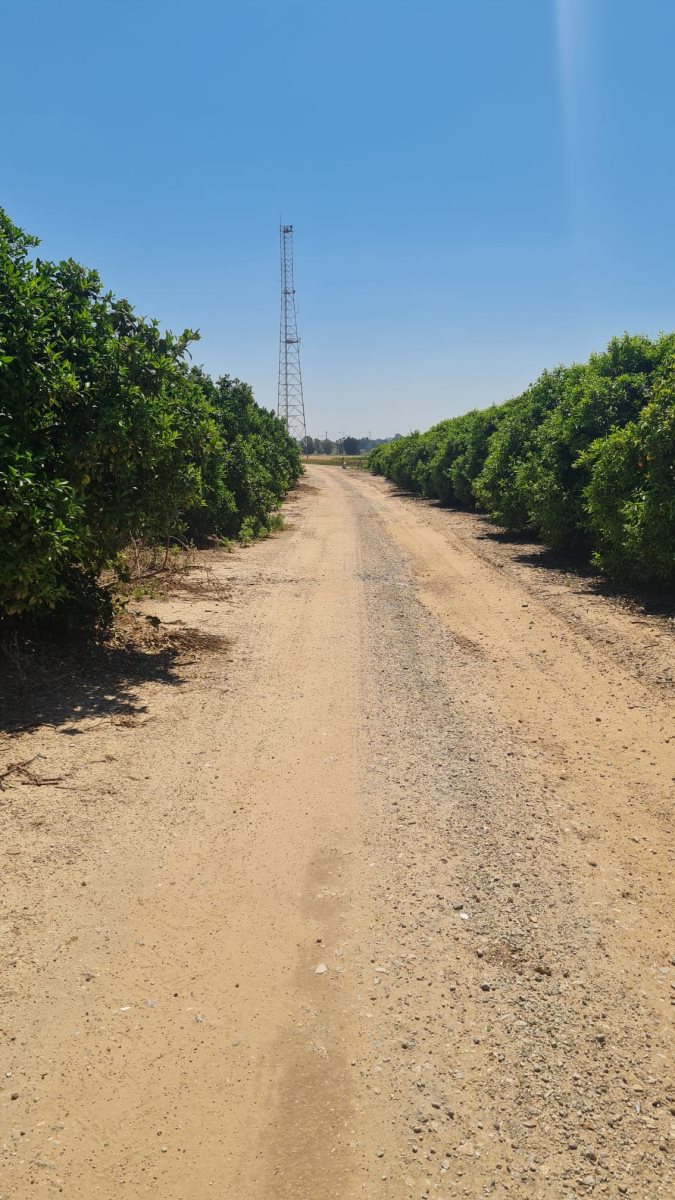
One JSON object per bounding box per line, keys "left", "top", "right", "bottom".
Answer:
{"left": 0, "top": 757, "right": 67, "bottom": 790}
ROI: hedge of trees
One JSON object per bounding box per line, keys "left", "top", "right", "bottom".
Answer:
{"left": 369, "top": 333, "right": 675, "bottom": 586}
{"left": 0, "top": 210, "right": 301, "bottom": 623}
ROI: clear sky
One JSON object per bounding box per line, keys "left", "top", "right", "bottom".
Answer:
{"left": 3, "top": 0, "right": 675, "bottom": 438}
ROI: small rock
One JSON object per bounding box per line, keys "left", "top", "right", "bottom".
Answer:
{"left": 481, "top": 982, "right": 491, "bottom": 992}
{"left": 314, "top": 963, "right": 328, "bottom": 974}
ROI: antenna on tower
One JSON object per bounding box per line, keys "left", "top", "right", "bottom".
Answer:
{"left": 278, "top": 224, "right": 307, "bottom": 446}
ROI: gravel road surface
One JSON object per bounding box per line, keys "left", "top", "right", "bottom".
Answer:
{"left": 1, "top": 464, "right": 673, "bottom": 1199}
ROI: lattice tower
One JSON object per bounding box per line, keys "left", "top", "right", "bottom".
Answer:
{"left": 277, "top": 224, "right": 307, "bottom": 443}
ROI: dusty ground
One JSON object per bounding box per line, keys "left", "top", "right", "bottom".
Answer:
{"left": 0, "top": 465, "right": 673, "bottom": 1199}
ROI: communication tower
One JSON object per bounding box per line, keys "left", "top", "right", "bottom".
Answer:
{"left": 277, "top": 224, "right": 307, "bottom": 444}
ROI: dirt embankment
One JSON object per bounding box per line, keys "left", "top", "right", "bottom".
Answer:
{"left": 0, "top": 466, "right": 672, "bottom": 1199}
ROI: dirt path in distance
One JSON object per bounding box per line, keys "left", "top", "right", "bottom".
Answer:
{"left": 1, "top": 465, "right": 672, "bottom": 1199}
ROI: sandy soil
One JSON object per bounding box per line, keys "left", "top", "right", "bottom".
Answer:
{"left": 1, "top": 465, "right": 673, "bottom": 1199}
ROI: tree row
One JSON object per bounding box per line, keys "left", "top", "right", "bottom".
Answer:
{"left": 0, "top": 210, "right": 301, "bottom": 624}
{"left": 369, "top": 334, "right": 675, "bottom": 585}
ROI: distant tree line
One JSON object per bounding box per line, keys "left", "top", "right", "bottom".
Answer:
{"left": 369, "top": 334, "right": 675, "bottom": 587}
{"left": 300, "top": 434, "right": 395, "bottom": 456}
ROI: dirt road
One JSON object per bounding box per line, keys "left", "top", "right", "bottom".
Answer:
{"left": 1, "top": 465, "right": 673, "bottom": 1198}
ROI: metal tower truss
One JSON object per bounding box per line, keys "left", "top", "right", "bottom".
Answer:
{"left": 278, "top": 224, "right": 307, "bottom": 444}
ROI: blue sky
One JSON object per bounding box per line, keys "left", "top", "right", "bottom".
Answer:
{"left": 3, "top": 0, "right": 675, "bottom": 438}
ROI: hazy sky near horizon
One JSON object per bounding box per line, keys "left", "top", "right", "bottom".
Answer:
{"left": 3, "top": 0, "right": 675, "bottom": 438}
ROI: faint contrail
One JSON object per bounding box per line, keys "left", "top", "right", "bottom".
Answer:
{"left": 555, "top": 0, "right": 577, "bottom": 124}
{"left": 552, "top": 0, "right": 593, "bottom": 261}
{"left": 554, "top": 0, "right": 590, "bottom": 233}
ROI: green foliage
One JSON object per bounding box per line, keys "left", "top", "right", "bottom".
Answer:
{"left": 428, "top": 407, "right": 504, "bottom": 506}
{"left": 514, "top": 335, "right": 675, "bottom": 549}
{"left": 0, "top": 209, "right": 301, "bottom": 623}
{"left": 369, "top": 333, "right": 675, "bottom": 586}
{"left": 582, "top": 371, "right": 675, "bottom": 583}
{"left": 474, "top": 367, "right": 573, "bottom": 530}
{"left": 413, "top": 423, "right": 454, "bottom": 498}
{"left": 0, "top": 454, "right": 85, "bottom": 615}
{"left": 368, "top": 432, "right": 427, "bottom": 491}
{"left": 210, "top": 374, "right": 300, "bottom": 538}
